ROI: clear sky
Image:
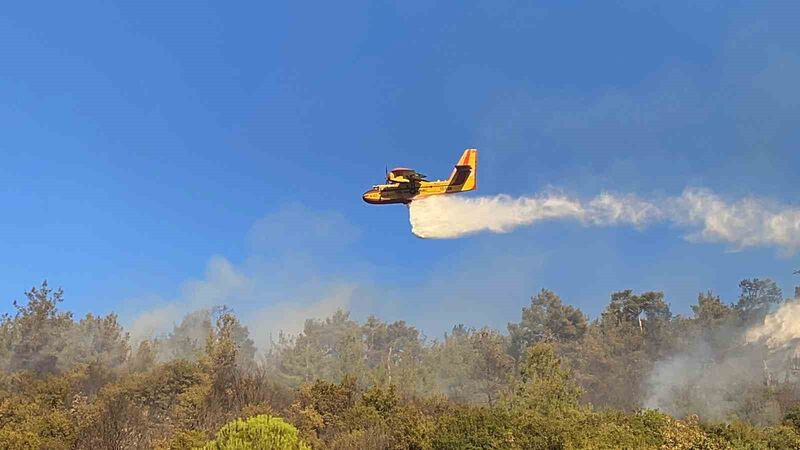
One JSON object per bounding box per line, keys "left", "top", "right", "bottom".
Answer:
{"left": 1, "top": 1, "right": 798, "bottom": 342}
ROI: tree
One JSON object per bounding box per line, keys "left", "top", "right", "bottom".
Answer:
{"left": 563, "top": 290, "right": 677, "bottom": 410}
{"left": 507, "top": 343, "right": 582, "bottom": 413}
{"left": 197, "top": 309, "right": 262, "bottom": 427}
{"left": 0, "top": 282, "right": 134, "bottom": 375}
{"left": 361, "top": 316, "right": 427, "bottom": 392}
{"left": 129, "top": 340, "right": 157, "bottom": 373}
{"left": 507, "top": 289, "right": 588, "bottom": 361}
{"left": 603, "top": 290, "right": 672, "bottom": 330}
{"left": 502, "top": 343, "right": 586, "bottom": 450}
{"left": 272, "top": 310, "right": 365, "bottom": 386}
{"left": 201, "top": 415, "right": 311, "bottom": 450}
{"left": 603, "top": 290, "right": 675, "bottom": 360}
{"left": 159, "top": 310, "right": 214, "bottom": 361}
{"left": 206, "top": 313, "right": 240, "bottom": 407}
{"left": 430, "top": 326, "right": 513, "bottom": 405}
{"left": 688, "top": 291, "right": 737, "bottom": 354}
{"left": 287, "top": 376, "right": 358, "bottom": 445}
{"left": 158, "top": 308, "right": 256, "bottom": 370}
{"left": 691, "top": 291, "right": 734, "bottom": 327}
{"left": 65, "top": 313, "right": 130, "bottom": 371}
{"left": 784, "top": 404, "right": 800, "bottom": 430}
{"left": 469, "top": 329, "right": 514, "bottom": 405}
{"left": 736, "top": 278, "right": 783, "bottom": 322}
{"left": 0, "top": 282, "right": 74, "bottom": 374}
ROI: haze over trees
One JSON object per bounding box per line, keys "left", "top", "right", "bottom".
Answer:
{"left": 0, "top": 279, "right": 799, "bottom": 448}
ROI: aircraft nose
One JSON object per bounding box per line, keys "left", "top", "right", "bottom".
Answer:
{"left": 362, "top": 189, "right": 379, "bottom": 204}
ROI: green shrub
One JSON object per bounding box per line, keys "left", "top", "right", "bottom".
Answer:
{"left": 431, "top": 405, "right": 515, "bottom": 450}
{"left": 200, "top": 415, "right": 310, "bottom": 450}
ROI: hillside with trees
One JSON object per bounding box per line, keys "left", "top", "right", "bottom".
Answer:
{"left": 1, "top": 280, "right": 799, "bottom": 449}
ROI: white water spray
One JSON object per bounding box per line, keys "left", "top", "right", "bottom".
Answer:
{"left": 408, "top": 188, "right": 800, "bottom": 253}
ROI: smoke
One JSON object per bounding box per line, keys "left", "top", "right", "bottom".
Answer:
{"left": 125, "top": 256, "right": 359, "bottom": 352}
{"left": 746, "top": 299, "right": 800, "bottom": 350}
{"left": 643, "top": 341, "right": 771, "bottom": 423}
{"left": 408, "top": 188, "right": 800, "bottom": 253}
{"left": 128, "top": 302, "right": 182, "bottom": 345}
{"left": 124, "top": 204, "right": 365, "bottom": 352}
{"left": 645, "top": 297, "right": 800, "bottom": 423}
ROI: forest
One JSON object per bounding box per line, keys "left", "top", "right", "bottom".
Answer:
{"left": 1, "top": 279, "right": 799, "bottom": 449}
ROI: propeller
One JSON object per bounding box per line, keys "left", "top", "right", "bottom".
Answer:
{"left": 385, "top": 165, "right": 389, "bottom": 183}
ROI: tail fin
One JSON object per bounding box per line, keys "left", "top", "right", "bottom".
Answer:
{"left": 447, "top": 149, "right": 477, "bottom": 191}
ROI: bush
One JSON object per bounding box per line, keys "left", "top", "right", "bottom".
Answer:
{"left": 200, "top": 415, "right": 311, "bottom": 450}
{"left": 431, "top": 405, "right": 515, "bottom": 450}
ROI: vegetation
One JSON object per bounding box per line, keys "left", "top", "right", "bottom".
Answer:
{"left": 201, "top": 415, "right": 310, "bottom": 450}
{"left": 0, "top": 279, "right": 798, "bottom": 449}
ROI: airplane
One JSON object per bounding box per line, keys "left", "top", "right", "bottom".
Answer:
{"left": 362, "top": 149, "right": 477, "bottom": 205}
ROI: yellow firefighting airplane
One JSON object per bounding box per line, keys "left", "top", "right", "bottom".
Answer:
{"left": 362, "top": 149, "right": 477, "bottom": 205}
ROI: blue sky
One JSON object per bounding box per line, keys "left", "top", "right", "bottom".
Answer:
{"left": 1, "top": 1, "right": 798, "bottom": 342}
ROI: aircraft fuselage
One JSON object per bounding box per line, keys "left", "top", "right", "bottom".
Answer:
{"left": 362, "top": 149, "right": 477, "bottom": 205}
{"left": 362, "top": 179, "right": 459, "bottom": 204}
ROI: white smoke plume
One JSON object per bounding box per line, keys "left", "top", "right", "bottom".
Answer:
{"left": 123, "top": 204, "right": 366, "bottom": 351}
{"left": 643, "top": 342, "right": 771, "bottom": 423}
{"left": 746, "top": 299, "right": 800, "bottom": 350}
{"left": 408, "top": 188, "right": 800, "bottom": 253}
{"left": 646, "top": 295, "right": 800, "bottom": 422}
